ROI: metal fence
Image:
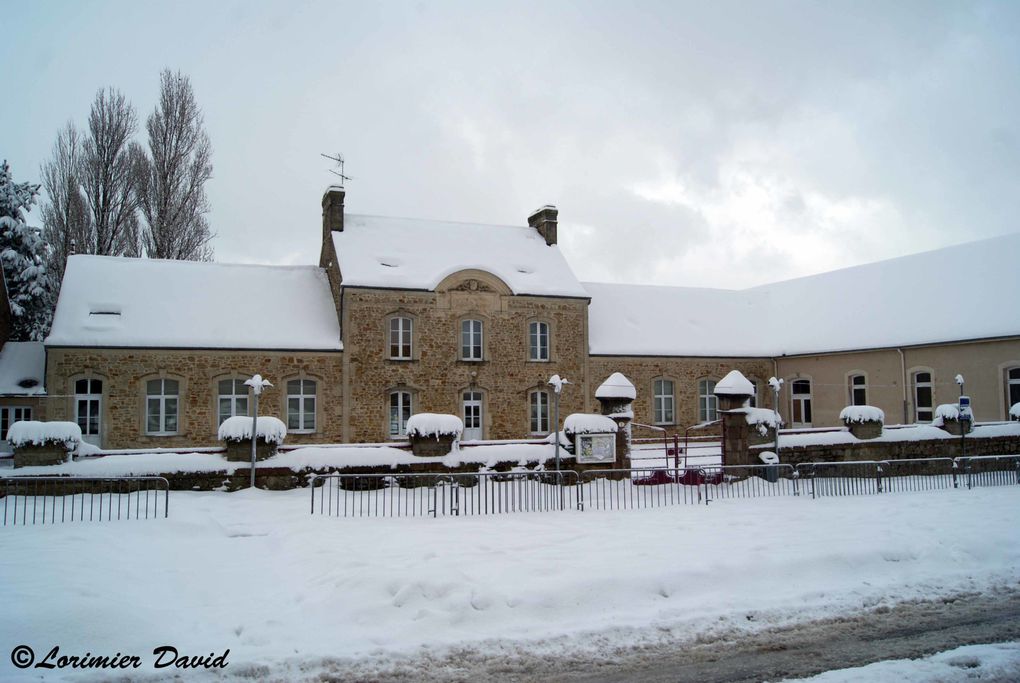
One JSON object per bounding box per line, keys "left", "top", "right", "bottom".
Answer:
{"left": 310, "top": 470, "right": 579, "bottom": 518}
{"left": 1, "top": 477, "right": 170, "bottom": 526}
{"left": 311, "top": 455, "right": 1020, "bottom": 519}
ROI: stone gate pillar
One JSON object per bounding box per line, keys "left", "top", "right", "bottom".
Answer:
{"left": 595, "top": 372, "right": 636, "bottom": 465}
{"left": 714, "top": 370, "right": 755, "bottom": 467}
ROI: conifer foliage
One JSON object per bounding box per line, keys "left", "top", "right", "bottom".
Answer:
{"left": 0, "top": 161, "right": 53, "bottom": 341}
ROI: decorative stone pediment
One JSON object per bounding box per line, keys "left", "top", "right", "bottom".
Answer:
{"left": 435, "top": 269, "right": 513, "bottom": 296}
{"left": 450, "top": 279, "right": 494, "bottom": 293}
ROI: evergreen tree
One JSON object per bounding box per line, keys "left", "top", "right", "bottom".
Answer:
{"left": 0, "top": 160, "right": 53, "bottom": 341}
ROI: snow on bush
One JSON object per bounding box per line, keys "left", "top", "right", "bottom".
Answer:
{"left": 405, "top": 413, "right": 463, "bottom": 439}
{"left": 217, "top": 416, "right": 287, "bottom": 444}
{"left": 714, "top": 369, "right": 755, "bottom": 396}
{"left": 734, "top": 407, "right": 783, "bottom": 436}
{"left": 1010, "top": 402, "right": 1020, "bottom": 420}
{"left": 594, "top": 372, "right": 636, "bottom": 400}
{"left": 7, "top": 421, "right": 81, "bottom": 450}
{"left": 563, "top": 413, "right": 618, "bottom": 435}
{"left": 933, "top": 403, "right": 973, "bottom": 426}
{"left": 839, "top": 405, "right": 885, "bottom": 424}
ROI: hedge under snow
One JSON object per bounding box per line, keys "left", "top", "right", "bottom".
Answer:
{"left": 933, "top": 403, "right": 973, "bottom": 426}
{"left": 405, "top": 413, "right": 463, "bottom": 439}
{"left": 733, "top": 407, "right": 783, "bottom": 436}
{"left": 563, "top": 413, "right": 618, "bottom": 435}
{"left": 7, "top": 421, "right": 82, "bottom": 449}
{"left": 217, "top": 416, "right": 288, "bottom": 444}
{"left": 839, "top": 405, "right": 885, "bottom": 424}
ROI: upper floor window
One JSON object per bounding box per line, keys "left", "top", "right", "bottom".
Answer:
{"left": 849, "top": 374, "right": 867, "bottom": 406}
{"left": 389, "top": 391, "right": 412, "bottom": 438}
{"left": 530, "top": 390, "right": 550, "bottom": 434}
{"left": 698, "top": 379, "right": 718, "bottom": 422}
{"left": 529, "top": 321, "right": 550, "bottom": 361}
{"left": 791, "top": 379, "right": 812, "bottom": 427}
{"left": 1007, "top": 367, "right": 1020, "bottom": 414}
{"left": 653, "top": 379, "right": 675, "bottom": 425}
{"left": 461, "top": 319, "right": 483, "bottom": 360}
{"left": 146, "top": 378, "right": 179, "bottom": 435}
{"left": 389, "top": 317, "right": 412, "bottom": 359}
{"left": 913, "top": 371, "right": 933, "bottom": 422}
{"left": 287, "top": 379, "right": 316, "bottom": 433}
{"left": 218, "top": 379, "right": 250, "bottom": 425}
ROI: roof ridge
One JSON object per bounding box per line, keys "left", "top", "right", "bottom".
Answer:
{"left": 345, "top": 213, "right": 528, "bottom": 231}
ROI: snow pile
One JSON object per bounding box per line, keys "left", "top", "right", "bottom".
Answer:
{"left": 734, "top": 407, "right": 783, "bottom": 436}
{"left": 6, "top": 420, "right": 81, "bottom": 449}
{"left": 563, "top": 413, "right": 619, "bottom": 435}
{"left": 839, "top": 405, "right": 885, "bottom": 424}
{"left": 933, "top": 403, "right": 974, "bottom": 426}
{"left": 595, "top": 372, "right": 636, "bottom": 400}
{"left": 789, "top": 642, "right": 1020, "bottom": 682}
{"left": 1010, "top": 402, "right": 1020, "bottom": 420}
{"left": 758, "top": 451, "right": 779, "bottom": 464}
{"left": 405, "top": 413, "right": 464, "bottom": 439}
{"left": 217, "top": 416, "right": 287, "bottom": 444}
{"left": 714, "top": 369, "right": 755, "bottom": 396}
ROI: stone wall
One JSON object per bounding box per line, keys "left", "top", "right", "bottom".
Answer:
{"left": 45, "top": 348, "right": 343, "bottom": 449}
{"left": 340, "top": 278, "right": 590, "bottom": 442}
{"left": 762, "top": 433, "right": 1020, "bottom": 465}
{"left": 588, "top": 357, "right": 773, "bottom": 438}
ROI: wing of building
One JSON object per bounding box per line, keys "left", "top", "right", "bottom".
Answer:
{"left": 24, "top": 186, "right": 1020, "bottom": 450}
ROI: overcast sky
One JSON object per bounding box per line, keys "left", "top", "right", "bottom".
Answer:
{"left": 3, "top": 0, "right": 1019, "bottom": 288}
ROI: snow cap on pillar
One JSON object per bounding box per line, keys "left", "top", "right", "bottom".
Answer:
{"left": 714, "top": 370, "right": 755, "bottom": 397}
{"left": 595, "top": 372, "right": 636, "bottom": 400}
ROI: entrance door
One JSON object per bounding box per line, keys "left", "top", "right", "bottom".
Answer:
{"left": 75, "top": 378, "right": 103, "bottom": 447}
{"left": 462, "top": 391, "right": 482, "bottom": 441}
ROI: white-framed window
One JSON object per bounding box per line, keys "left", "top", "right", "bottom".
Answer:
{"left": 698, "top": 379, "right": 718, "bottom": 422}
{"left": 389, "top": 316, "right": 412, "bottom": 359}
{"left": 1007, "top": 367, "right": 1020, "bottom": 415}
{"left": 217, "top": 379, "right": 250, "bottom": 426}
{"left": 529, "top": 321, "right": 550, "bottom": 361}
{"left": 1, "top": 406, "right": 32, "bottom": 442}
{"left": 530, "top": 390, "right": 550, "bottom": 434}
{"left": 849, "top": 373, "right": 867, "bottom": 406}
{"left": 461, "top": 319, "right": 483, "bottom": 360}
{"left": 791, "top": 379, "right": 812, "bottom": 427}
{"left": 748, "top": 379, "right": 758, "bottom": 408}
{"left": 389, "top": 391, "right": 412, "bottom": 438}
{"left": 653, "top": 379, "right": 675, "bottom": 425}
{"left": 146, "top": 378, "right": 179, "bottom": 435}
{"left": 462, "top": 390, "right": 483, "bottom": 440}
{"left": 75, "top": 378, "right": 103, "bottom": 444}
{"left": 286, "top": 379, "right": 317, "bottom": 432}
{"left": 913, "top": 371, "right": 934, "bottom": 423}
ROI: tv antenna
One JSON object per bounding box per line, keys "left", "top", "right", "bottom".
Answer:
{"left": 320, "top": 152, "right": 352, "bottom": 186}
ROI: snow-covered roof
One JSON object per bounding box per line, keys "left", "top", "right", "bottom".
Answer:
{"left": 333, "top": 214, "right": 588, "bottom": 297}
{"left": 46, "top": 255, "right": 342, "bottom": 350}
{"left": 0, "top": 342, "right": 45, "bottom": 395}
{"left": 587, "top": 232, "right": 1020, "bottom": 356}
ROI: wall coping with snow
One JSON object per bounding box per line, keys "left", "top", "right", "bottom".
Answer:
{"left": 406, "top": 414, "right": 464, "bottom": 439}
{"left": 563, "top": 413, "right": 619, "bottom": 435}
{"left": 839, "top": 406, "right": 885, "bottom": 424}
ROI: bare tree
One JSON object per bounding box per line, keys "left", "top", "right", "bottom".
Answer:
{"left": 39, "top": 122, "right": 89, "bottom": 289}
{"left": 79, "top": 87, "right": 142, "bottom": 257}
{"left": 137, "top": 70, "right": 214, "bottom": 261}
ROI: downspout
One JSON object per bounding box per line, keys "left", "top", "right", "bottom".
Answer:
{"left": 897, "top": 348, "right": 907, "bottom": 424}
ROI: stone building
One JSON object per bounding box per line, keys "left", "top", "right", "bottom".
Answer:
{"left": 29, "top": 186, "right": 1020, "bottom": 450}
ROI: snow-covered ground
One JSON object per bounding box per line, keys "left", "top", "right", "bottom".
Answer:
{"left": 1, "top": 484, "right": 1017, "bottom": 681}
{"left": 787, "top": 642, "right": 1020, "bottom": 682}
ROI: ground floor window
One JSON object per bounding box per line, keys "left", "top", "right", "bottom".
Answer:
{"left": 218, "top": 379, "right": 250, "bottom": 425}
{"left": 1, "top": 406, "right": 32, "bottom": 442}
{"left": 653, "top": 379, "right": 674, "bottom": 424}
{"left": 698, "top": 379, "right": 718, "bottom": 422}
{"left": 287, "top": 379, "right": 317, "bottom": 432}
{"left": 849, "top": 374, "right": 867, "bottom": 406}
{"left": 791, "top": 379, "right": 812, "bottom": 427}
{"left": 1008, "top": 367, "right": 1020, "bottom": 415}
{"left": 389, "top": 391, "right": 412, "bottom": 438}
{"left": 530, "top": 390, "right": 550, "bottom": 434}
{"left": 913, "top": 371, "right": 933, "bottom": 422}
{"left": 146, "top": 378, "right": 179, "bottom": 435}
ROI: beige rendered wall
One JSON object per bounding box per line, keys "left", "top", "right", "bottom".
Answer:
{"left": 775, "top": 337, "right": 1020, "bottom": 426}
{"left": 45, "top": 348, "right": 344, "bottom": 449}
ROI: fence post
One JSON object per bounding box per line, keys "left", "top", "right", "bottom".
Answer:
{"left": 792, "top": 468, "right": 800, "bottom": 496}
{"left": 951, "top": 459, "right": 959, "bottom": 489}
{"left": 876, "top": 463, "right": 884, "bottom": 494}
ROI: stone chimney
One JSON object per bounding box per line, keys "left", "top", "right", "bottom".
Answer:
{"left": 322, "top": 185, "right": 345, "bottom": 240}
{"left": 528, "top": 205, "right": 558, "bottom": 246}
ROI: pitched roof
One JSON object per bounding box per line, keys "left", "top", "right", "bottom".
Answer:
{"left": 46, "top": 255, "right": 342, "bottom": 350}
{"left": 0, "top": 342, "right": 45, "bottom": 395}
{"left": 333, "top": 214, "right": 588, "bottom": 297}
{"left": 587, "top": 232, "right": 1020, "bottom": 356}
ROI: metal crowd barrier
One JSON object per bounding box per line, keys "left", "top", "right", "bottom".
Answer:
{"left": 310, "top": 470, "right": 579, "bottom": 518}
{"left": 958, "top": 455, "right": 1020, "bottom": 488}
{"left": 578, "top": 467, "right": 704, "bottom": 510}
{"left": 1, "top": 476, "right": 170, "bottom": 526}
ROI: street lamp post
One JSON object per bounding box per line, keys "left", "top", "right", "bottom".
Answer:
{"left": 244, "top": 374, "right": 273, "bottom": 489}
{"left": 768, "top": 377, "right": 784, "bottom": 460}
{"left": 548, "top": 374, "right": 570, "bottom": 471}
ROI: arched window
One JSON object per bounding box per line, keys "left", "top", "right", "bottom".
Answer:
{"left": 287, "top": 379, "right": 317, "bottom": 432}
{"left": 849, "top": 373, "right": 867, "bottom": 406}
{"left": 1007, "top": 367, "right": 1020, "bottom": 414}
{"left": 389, "top": 316, "right": 413, "bottom": 359}
{"left": 389, "top": 391, "right": 412, "bottom": 438}
{"left": 529, "top": 390, "right": 550, "bottom": 434}
{"left": 791, "top": 379, "right": 812, "bottom": 427}
{"left": 529, "top": 321, "right": 550, "bottom": 361}
{"left": 698, "top": 379, "right": 718, "bottom": 422}
{"left": 653, "top": 379, "right": 675, "bottom": 425}
{"left": 912, "top": 371, "right": 933, "bottom": 422}
{"left": 217, "top": 378, "right": 250, "bottom": 425}
{"left": 146, "top": 378, "right": 179, "bottom": 435}
{"left": 461, "top": 319, "right": 483, "bottom": 360}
